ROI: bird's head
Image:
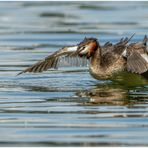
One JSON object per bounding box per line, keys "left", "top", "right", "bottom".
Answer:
{"left": 76, "top": 38, "right": 99, "bottom": 59}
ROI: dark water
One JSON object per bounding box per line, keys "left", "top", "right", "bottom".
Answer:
{"left": 0, "top": 1, "right": 148, "bottom": 147}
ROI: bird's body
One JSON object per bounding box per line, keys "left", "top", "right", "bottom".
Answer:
{"left": 17, "top": 35, "right": 148, "bottom": 85}
{"left": 89, "top": 55, "right": 126, "bottom": 80}
{"left": 88, "top": 39, "right": 127, "bottom": 80}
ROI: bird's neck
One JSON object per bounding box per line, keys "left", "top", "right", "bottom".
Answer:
{"left": 90, "top": 47, "right": 102, "bottom": 68}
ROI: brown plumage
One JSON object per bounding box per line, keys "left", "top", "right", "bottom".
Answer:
{"left": 100, "top": 37, "right": 129, "bottom": 67}
{"left": 86, "top": 36, "right": 131, "bottom": 79}
{"left": 125, "top": 35, "right": 148, "bottom": 74}
{"left": 17, "top": 45, "right": 78, "bottom": 75}
{"left": 17, "top": 34, "right": 148, "bottom": 81}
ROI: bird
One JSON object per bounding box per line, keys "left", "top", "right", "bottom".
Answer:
{"left": 17, "top": 34, "right": 148, "bottom": 83}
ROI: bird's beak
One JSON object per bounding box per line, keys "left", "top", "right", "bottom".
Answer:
{"left": 75, "top": 47, "right": 84, "bottom": 54}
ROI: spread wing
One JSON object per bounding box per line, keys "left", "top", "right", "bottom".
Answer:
{"left": 100, "top": 37, "right": 129, "bottom": 67}
{"left": 17, "top": 45, "right": 88, "bottom": 75}
{"left": 126, "top": 51, "right": 148, "bottom": 74}
{"left": 125, "top": 35, "right": 148, "bottom": 74}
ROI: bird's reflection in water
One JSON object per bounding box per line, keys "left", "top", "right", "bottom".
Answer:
{"left": 17, "top": 75, "right": 148, "bottom": 106}
{"left": 76, "top": 82, "right": 148, "bottom": 106}
{"left": 76, "top": 84, "right": 128, "bottom": 105}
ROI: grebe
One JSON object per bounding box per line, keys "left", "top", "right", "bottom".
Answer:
{"left": 17, "top": 35, "right": 148, "bottom": 81}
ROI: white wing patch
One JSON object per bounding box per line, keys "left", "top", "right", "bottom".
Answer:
{"left": 122, "top": 49, "right": 127, "bottom": 57}
{"left": 67, "top": 46, "right": 78, "bottom": 52}
{"left": 141, "top": 54, "right": 148, "bottom": 63}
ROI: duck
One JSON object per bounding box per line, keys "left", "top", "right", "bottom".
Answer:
{"left": 17, "top": 34, "right": 148, "bottom": 83}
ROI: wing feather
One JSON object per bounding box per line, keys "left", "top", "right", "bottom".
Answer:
{"left": 126, "top": 35, "right": 148, "bottom": 74}
{"left": 101, "top": 37, "right": 129, "bottom": 67}
{"left": 127, "top": 52, "right": 148, "bottom": 74}
{"left": 17, "top": 46, "right": 79, "bottom": 75}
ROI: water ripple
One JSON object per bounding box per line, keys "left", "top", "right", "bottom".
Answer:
{"left": 0, "top": 1, "right": 148, "bottom": 147}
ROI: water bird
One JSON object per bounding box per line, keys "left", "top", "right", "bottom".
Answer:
{"left": 17, "top": 34, "right": 148, "bottom": 83}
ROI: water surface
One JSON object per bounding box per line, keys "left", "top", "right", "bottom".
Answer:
{"left": 0, "top": 1, "right": 148, "bottom": 147}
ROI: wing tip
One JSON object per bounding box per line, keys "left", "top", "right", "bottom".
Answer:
{"left": 16, "top": 70, "right": 25, "bottom": 76}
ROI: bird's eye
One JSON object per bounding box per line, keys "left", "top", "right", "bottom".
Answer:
{"left": 80, "top": 46, "right": 85, "bottom": 50}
